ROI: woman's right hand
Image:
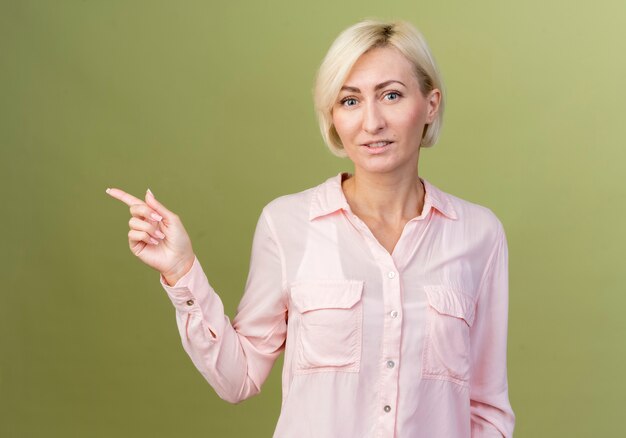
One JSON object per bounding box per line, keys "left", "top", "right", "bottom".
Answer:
{"left": 105, "top": 187, "right": 195, "bottom": 285}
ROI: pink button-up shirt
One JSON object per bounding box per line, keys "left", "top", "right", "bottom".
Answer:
{"left": 160, "top": 171, "right": 515, "bottom": 437}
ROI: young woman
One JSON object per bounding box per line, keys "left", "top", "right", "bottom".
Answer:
{"left": 106, "top": 18, "right": 515, "bottom": 437}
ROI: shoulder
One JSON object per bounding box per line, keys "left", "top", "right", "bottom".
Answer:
{"left": 262, "top": 185, "right": 318, "bottom": 215}
{"left": 452, "top": 191, "right": 502, "bottom": 226}
{"left": 442, "top": 188, "right": 505, "bottom": 245}
{"left": 257, "top": 178, "right": 326, "bottom": 226}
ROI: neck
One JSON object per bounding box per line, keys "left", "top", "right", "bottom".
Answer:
{"left": 341, "top": 167, "right": 425, "bottom": 224}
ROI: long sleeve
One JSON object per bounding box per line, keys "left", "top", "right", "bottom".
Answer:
{"left": 469, "top": 221, "right": 516, "bottom": 437}
{"left": 159, "top": 207, "right": 288, "bottom": 404}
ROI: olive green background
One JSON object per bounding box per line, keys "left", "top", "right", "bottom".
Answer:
{"left": 1, "top": 1, "right": 625, "bottom": 436}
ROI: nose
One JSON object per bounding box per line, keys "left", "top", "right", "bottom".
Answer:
{"left": 362, "top": 100, "right": 386, "bottom": 134}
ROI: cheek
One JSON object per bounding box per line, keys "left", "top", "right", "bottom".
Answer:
{"left": 397, "top": 104, "right": 427, "bottom": 130}
{"left": 389, "top": 108, "right": 426, "bottom": 144}
{"left": 335, "top": 107, "right": 365, "bottom": 126}
{"left": 332, "top": 113, "right": 355, "bottom": 140}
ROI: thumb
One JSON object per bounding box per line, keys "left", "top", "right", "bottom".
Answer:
{"left": 145, "top": 188, "right": 176, "bottom": 221}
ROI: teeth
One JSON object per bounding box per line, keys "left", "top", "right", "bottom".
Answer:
{"left": 368, "top": 141, "right": 390, "bottom": 148}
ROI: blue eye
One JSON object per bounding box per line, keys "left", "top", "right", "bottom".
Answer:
{"left": 341, "top": 97, "right": 358, "bottom": 107}
{"left": 385, "top": 92, "right": 400, "bottom": 101}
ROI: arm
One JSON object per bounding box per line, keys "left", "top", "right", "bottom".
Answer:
{"left": 159, "top": 207, "right": 287, "bottom": 404}
{"left": 469, "top": 221, "right": 516, "bottom": 437}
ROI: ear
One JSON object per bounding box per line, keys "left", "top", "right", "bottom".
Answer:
{"left": 426, "top": 88, "right": 441, "bottom": 123}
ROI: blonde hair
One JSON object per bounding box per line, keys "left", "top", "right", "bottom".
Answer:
{"left": 313, "top": 18, "right": 446, "bottom": 157}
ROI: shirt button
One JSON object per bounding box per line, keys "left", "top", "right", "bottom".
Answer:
{"left": 387, "top": 360, "right": 395, "bottom": 368}
{"left": 387, "top": 271, "right": 396, "bottom": 279}
{"left": 384, "top": 405, "right": 391, "bottom": 412}
{"left": 186, "top": 299, "right": 194, "bottom": 306}
{"left": 390, "top": 310, "right": 398, "bottom": 318}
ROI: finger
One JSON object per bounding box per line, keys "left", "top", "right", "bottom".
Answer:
{"left": 128, "top": 235, "right": 146, "bottom": 256}
{"left": 129, "top": 217, "right": 166, "bottom": 239}
{"left": 106, "top": 188, "right": 145, "bottom": 208}
{"left": 129, "top": 203, "right": 163, "bottom": 223}
{"left": 129, "top": 229, "right": 161, "bottom": 246}
{"left": 144, "top": 188, "right": 176, "bottom": 222}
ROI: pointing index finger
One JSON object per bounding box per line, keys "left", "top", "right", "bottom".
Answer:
{"left": 105, "top": 188, "right": 145, "bottom": 207}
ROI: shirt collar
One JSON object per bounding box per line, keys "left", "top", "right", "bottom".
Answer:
{"left": 309, "top": 171, "right": 458, "bottom": 221}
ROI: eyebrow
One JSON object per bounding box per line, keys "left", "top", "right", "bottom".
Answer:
{"left": 340, "top": 80, "right": 406, "bottom": 93}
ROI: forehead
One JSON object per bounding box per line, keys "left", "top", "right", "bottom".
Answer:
{"left": 343, "top": 46, "right": 417, "bottom": 87}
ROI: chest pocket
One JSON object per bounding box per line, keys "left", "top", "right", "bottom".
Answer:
{"left": 290, "top": 279, "right": 364, "bottom": 374}
{"left": 421, "top": 284, "right": 476, "bottom": 387}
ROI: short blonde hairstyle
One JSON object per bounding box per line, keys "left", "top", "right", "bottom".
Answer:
{"left": 313, "top": 18, "right": 446, "bottom": 157}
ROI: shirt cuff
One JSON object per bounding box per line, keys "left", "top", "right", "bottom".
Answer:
{"left": 159, "top": 255, "right": 206, "bottom": 313}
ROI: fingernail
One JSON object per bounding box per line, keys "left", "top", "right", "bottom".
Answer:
{"left": 151, "top": 213, "right": 163, "bottom": 222}
{"left": 150, "top": 237, "right": 160, "bottom": 245}
{"left": 147, "top": 188, "right": 154, "bottom": 197}
{"left": 155, "top": 230, "right": 165, "bottom": 239}
{"left": 106, "top": 188, "right": 111, "bottom": 194}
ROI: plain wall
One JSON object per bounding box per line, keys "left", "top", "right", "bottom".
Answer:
{"left": 1, "top": 1, "right": 625, "bottom": 436}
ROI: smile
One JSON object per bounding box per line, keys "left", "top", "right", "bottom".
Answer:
{"left": 365, "top": 141, "right": 392, "bottom": 148}
{"left": 361, "top": 141, "right": 393, "bottom": 154}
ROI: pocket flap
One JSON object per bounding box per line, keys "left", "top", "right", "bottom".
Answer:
{"left": 291, "top": 280, "right": 364, "bottom": 313}
{"left": 424, "top": 285, "right": 476, "bottom": 326}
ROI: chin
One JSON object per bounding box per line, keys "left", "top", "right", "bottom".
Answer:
{"left": 352, "top": 155, "right": 418, "bottom": 175}
{"left": 354, "top": 162, "right": 403, "bottom": 175}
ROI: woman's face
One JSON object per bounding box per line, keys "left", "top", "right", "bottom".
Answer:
{"left": 332, "top": 46, "right": 440, "bottom": 176}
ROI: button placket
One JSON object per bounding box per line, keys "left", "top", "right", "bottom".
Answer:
{"left": 346, "top": 210, "right": 401, "bottom": 435}
{"left": 378, "top": 261, "right": 401, "bottom": 437}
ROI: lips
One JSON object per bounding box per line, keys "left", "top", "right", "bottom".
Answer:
{"left": 360, "top": 140, "right": 393, "bottom": 155}
{"left": 362, "top": 140, "right": 393, "bottom": 148}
